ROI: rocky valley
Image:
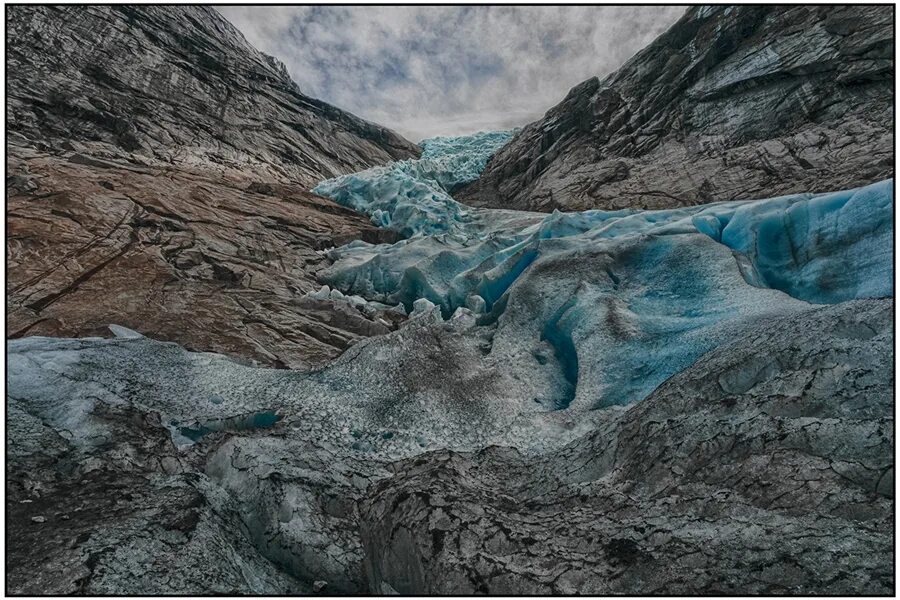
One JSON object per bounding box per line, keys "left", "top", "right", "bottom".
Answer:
{"left": 5, "top": 5, "right": 895, "bottom": 596}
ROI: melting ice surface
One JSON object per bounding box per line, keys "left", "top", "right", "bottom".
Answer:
{"left": 313, "top": 130, "right": 517, "bottom": 237}
{"left": 315, "top": 130, "right": 893, "bottom": 409}
{"left": 316, "top": 132, "right": 893, "bottom": 313}
{"left": 6, "top": 131, "right": 895, "bottom": 461}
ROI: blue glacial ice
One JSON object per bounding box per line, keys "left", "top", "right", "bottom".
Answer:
{"left": 6, "top": 133, "right": 894, "bottom": 463}
{"left": 314, "top": 130, "right": 893, "bottom": 409}
{"left": 313, "top": 129, "right": 517, "bottom": 237}
{"left": 319, "top": 176, "right": 893, "bottom": 317}
{"left": 693, "top": 180, "right": 893, "bottom": 304}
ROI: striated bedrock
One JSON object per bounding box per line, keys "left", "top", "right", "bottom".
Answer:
{"left": 458, "top": 5, "right": 894, "bottom": 212}
{"left": 7, "top": 299, "right": 893, "bottom": 593}
{"left": 5, "top": 3, "right": 423, "bottom": 368}
{"left": 6, "top": 149, "right": 404, "bottom": 369}
{"left": 6, "top": 5, "right": 419, "bottom": 187}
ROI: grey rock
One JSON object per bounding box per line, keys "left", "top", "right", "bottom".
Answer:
{"left": 459, "top": 6, "right": 893, "bottom": 212}
{"left": 6, "top": 299, "right": 892, "bottom": 593}
{"left": 6, "top": 6, "right": 419, "bottom": 188}
{"left": 361, "top": 299, "right": 894, "bottom": 594}
{"left": 6, "top": 400, "right": 308, "bottom": 594}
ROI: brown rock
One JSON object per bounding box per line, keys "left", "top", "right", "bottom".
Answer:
{"left": 7, "top": 149, "right": 400, "bottom": 369}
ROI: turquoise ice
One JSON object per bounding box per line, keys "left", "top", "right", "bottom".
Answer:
{"left": 315, "top": 129, "right": 892, "bottom": 315}
{"left": 313, "top": 130, "right": 517, "bottom": 237}
{"left": 314, "top": 131, "right": 893, "bottom": 408}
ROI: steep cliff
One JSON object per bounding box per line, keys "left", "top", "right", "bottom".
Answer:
{"left": 6, "top": 5, "right": 419, "bottom": 185}
{"left": 459, "top": 5, "right": 893, "bottom": 211}
{"left": 6, "top": 5, "right": 419, "bottom": 367}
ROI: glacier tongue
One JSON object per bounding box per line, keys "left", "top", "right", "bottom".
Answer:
{"left": 312, "top": 129, "right": 517, "bottom": 237}
{"left": 313, "top": 131, "right": 893, "bottom": 408}
{"left": 6, "top": 128, "right": 894, "bottom": 594}
{"left": 317, "top": 132, "right": 892, "bottom": 315}
{"left": 10, "top": 130, "right": 890, "bottom": 449}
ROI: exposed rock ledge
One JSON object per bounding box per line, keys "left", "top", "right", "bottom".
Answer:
{"left": 459, "top": 5, "right": 893, "bottom": 212}
{"left": 7, "top": 149, "right": 404, "bottom": 369}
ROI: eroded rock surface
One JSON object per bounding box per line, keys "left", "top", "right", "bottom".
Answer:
{"left": 459, "top": 5, "right": 893, "bottom": 211}
{"left": 6, "top": 5, "right": 419, "bottom": 187}
{"left": 7, "top": 149, "right": 404, "bottom": 369}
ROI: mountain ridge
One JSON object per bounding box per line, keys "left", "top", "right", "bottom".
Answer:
{"left": 7, "top": 5, "right": 420, "bottom": 186}
{"left": 458, "top": 5, "right": 893, "bottom": 211}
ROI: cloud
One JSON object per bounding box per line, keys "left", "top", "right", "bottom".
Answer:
{"left": 216, "top": 6, "right": 686, "bottom": 141}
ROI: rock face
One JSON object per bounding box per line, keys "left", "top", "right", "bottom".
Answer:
{"left": 6, "top": 5, "right": 419, "bottom": 187}
{"left": 7, "top": 299, "right": 893, "bottom": 593}
{"left": 458, "top": 5, "right": 893, "bottom": 211}
{"left": 7, "top": 397, "right": 307, "bottom": 594}
{"left": 7, "top": 149, "right": 407, "bottom": 369}
{"left": 6, "top": 5, "right": 419, "bottom": 368}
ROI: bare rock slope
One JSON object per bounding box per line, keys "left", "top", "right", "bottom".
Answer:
{"left": 362, "top": 299, "right": 894, "bottom": 594}
{"left": 7, "top": 150, "right": 404, "bottom": 369}
{"left": 7, "top": 5, "right": 419, "bottom": 186}
{"left": 6, "top": 6, "right": 419, "bottom": 367}
{"left": 459, "top": 5, "right": 893, "bottom": 211}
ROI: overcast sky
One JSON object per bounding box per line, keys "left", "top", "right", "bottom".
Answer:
{"left": 217, "top": 6, "right": 685, "bottom": 141}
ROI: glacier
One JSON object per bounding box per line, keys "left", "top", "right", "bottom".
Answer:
{"left": 6, "top": 128, "right": 893, "bottom": 594}
{"left": 10, "top": 131, "right": 893, "bottom": 452}
{"left": 7, "top": 131, "right": 895, "bottom": 475}
{"left": 312, "top": 130, "right": 517, "bottom": 237}
{"left": 313, "top": 132, "right": 892, "bottom": 408}
{"left": 316, "top": 133, "right": 892, "bottom": 315}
